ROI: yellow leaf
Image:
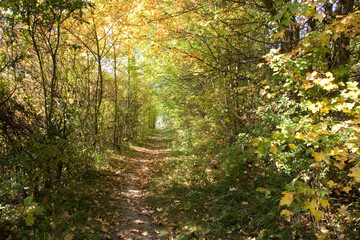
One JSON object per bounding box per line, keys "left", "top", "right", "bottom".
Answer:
{"left": 348, "top": 167, "right": 360, "bottom": 182}
{"left": 312, "top": 151, "right": 324, "bottom": 161}
{"left": 314, "top": 12, "right": 325, "bottom": 22}
{"left": 327, "top": 180, "right": 337, "bottom": 188}
{"left": 308, "top": 103, "right": 320, "bottom": 113}
{"left": 64, "top": 234, "right": 74, "bottom": 240}
{"left": 308, "top": 132, "right": 319, "bottom": 139}
{"left": 270, "top": 145, "right": 278, "bottom": 154}
{"left": 330, "top": 146, "right": 341, "bottom": 156}
{"left": 303, "top": 81, "right": 315, "bottom": 89}
{"left": 325, "top": 72, "right": 333, "bottom": 78}
{"left": 313, "top": 209, "right": 323, "bottom": 222}
{"left": 319, "top": 199, "right": 330, "bottom": 208}
{"left": 279, "top": 191, "right": 293, "bottom": 206}
{"left": 101, "top": 225, "right": 108, "bottom": 233}
{"left": 331, "top": 124, "right": 343, "bottom": 133}
{"left": 304, "top": 199, "right": 315, "bottom": 212}
{"left": 342, "top": 186, "right": 352, "bottom": 193}
{"left": 289, "top": 144, "right": 297, "bottom": 150}
{"left": 312, "top": 152, "right": 330, "bottom": 165}
{"left": 295, "top": 132, "right": 306, "bottom": 141}
{"left": 280, "top": 209, "right": 292, "bottom": 217}
{"left": 310, "top": 162, "right": 322, "bottom": 169}
{"left": 334, "top": 161, "right": 346, "bottom": 169}
{"left": 304, "top": 199, "right": 323, "bottom": 222}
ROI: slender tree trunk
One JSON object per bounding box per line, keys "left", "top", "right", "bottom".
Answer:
{"left": 113, "top": 45, "right": 119, "bottom": 149}
{"left": 125, "top": 55, "right": 131, "bottom": 140}
{"left": 93, "top": 25, "right": 104, "bottom": 147}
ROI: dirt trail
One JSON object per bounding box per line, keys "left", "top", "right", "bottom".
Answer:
{"left": 107, "top": 133, "right": 170, "bottom": 240}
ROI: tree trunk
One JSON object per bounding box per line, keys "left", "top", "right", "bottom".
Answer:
{"left": 330, "top": 0, "right": 354, "bottom": 71}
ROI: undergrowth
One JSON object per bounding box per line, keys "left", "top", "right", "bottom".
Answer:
{"left": 148, "top": 131, "right": 319, "bottom": 239}
{"left": 0, "top": 154, "right": 118, "bottom": 240}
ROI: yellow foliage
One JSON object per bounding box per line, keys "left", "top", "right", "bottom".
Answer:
{"left": 342, "top": 186, "right": 352, "bottom": 194}
{"left": 319, "top": 199, "right": 330, "bottom": 209}
{"left": 310, "top": 162, "right": 323, "bottom": 169}
{"left": 333, "top": 161, "right": 346, "bottom": 169}
{"left": 307, "top": 71, "right": 337, "bottom": 92}
{"left": 330, "top": 146, "right": 341, "bottom": 156}
{"left": 348, "top": 167, "right": 360, "bottom": 182}
{"left": 304, "top": 199, "right": 323, "bottom": 222}
{"left": 270, "top": 145, "right": 278, "bottom": 154}
{"left": 308, "top": 131, "right": 319, "bottom": 139}
{"left": 279, "top": 191, "right": 293, "bottom": 206}
{"left": 312, "top": 152, "right": 330, "bottom": 165}
{"left": 280, "top": 209, "right": 292, "bottom": 218}
{"left": 289, "top": 144, "right": 296, "bottom": 150}
{"left": 295, "top": 132, "right": 306, "bottom": 141}
{"left": 327, "top": 180, "right": 337, "bottom": 188}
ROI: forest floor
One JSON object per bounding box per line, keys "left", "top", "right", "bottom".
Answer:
{"left": 34, "top": 130, "right": 269, "bottom": 239}
{"left": 98, "top": 132, "right": 171, "bottom": 240}
{"left": 94, "top": 131, "right": 250, "bottom": 240}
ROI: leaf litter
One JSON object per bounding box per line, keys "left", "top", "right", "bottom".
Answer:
{"left": 99, "top": 133, "right": 170, "bottom": 239}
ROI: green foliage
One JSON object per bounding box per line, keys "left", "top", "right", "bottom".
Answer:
{"left": 23, "top": 196, "right": 43, "bottom": 227}
{"left": 148, "top": 130, "right": 318, "bottom": 239}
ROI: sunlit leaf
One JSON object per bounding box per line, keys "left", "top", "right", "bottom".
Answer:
{"left": 304, "top": 199, "right": 323, "bottom": 222}
{"left": 342, "top": 186, "right": 352, "bottom": 193}
{"left": 327, "top": 180, "right": 337, "bottom": 188}
{"left": 280, "top": 209, "right": 292, "bottom": 217}
{"left": 348, "top": 167, "right": 360, "bottom": 182}
{"left": 270, "top": 145, "right": 278, "bottom": 154}
{"left": 319, "top": 199, "right": 330, "bottom": 208}
{"left": 280, "top": 191, "right": 293, "bottom": 206}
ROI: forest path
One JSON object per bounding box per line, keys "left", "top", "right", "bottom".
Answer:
{"left": 103, "top": 132, "right": 170, "bottom": 240}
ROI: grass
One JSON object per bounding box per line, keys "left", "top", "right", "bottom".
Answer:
{"left": 147, "top": 132, "right": 318, "bottom": 239}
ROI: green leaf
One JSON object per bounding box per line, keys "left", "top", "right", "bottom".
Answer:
{"left": 24, "top": 196, "right": 33, "bottom": 207}
{"left": 25, "top": 214, "right": 35, "bottom": 226}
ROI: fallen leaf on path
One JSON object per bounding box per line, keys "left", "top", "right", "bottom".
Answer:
{"left": 134, "top": 219, "right": 145, "bottom": 224}
{"left": 64, "top": 233, "right": 74, "bottom": 240}
{"left": 101, "top": 225, "right": 108, "bottom": 232}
